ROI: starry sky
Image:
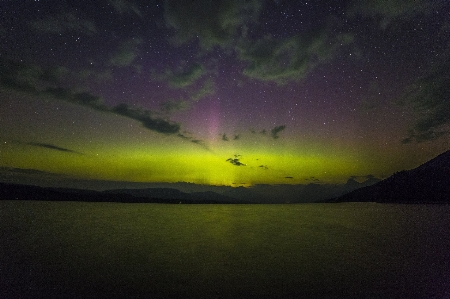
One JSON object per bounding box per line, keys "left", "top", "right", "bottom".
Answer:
{"left": 0, "top": 0, "right": 449, "bottom": 188}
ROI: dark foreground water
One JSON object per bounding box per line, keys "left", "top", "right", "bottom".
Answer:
{"left": 1, "top": 201, "right": 449, "bottom": 298}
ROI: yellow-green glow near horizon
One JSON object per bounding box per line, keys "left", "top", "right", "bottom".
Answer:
{"left": 2, "top": 136, "right": 401, "bottom": 186}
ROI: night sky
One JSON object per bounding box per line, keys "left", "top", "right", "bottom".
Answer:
{"left": 1, "top": 0, "right": 449, "bottom": 188}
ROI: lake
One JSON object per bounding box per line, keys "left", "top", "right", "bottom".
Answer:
{"left": 1, "top": 201, "right": 449, "bottom": 298}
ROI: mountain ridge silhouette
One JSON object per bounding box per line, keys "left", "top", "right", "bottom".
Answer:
{"left": 329, "top": 150, "right": 450, "bottom": 203}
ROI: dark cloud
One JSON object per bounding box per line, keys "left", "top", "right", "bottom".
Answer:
{"left": 161, "top": 0, "right": 444, "bottom": 91}
{"left": 0, "top": 58, "right": 184, "bottom": 137}
{"left": 109, "top": 38, "right": 142, "bottom": 67}
{"left": 259, "top": 165, "right": 268, "bottom": 170}
{"left": 0, "top": 59, "right": 78, "bottom": 99}
{"left": 0, "top": 58, "right": 56, "bottom": 94}
{"left": 0, "top": 167, "right": 50, "bottom": 176}
{"left": 249, "top": 128, "right": 274, "bottom": 136}
{"left": 226, "top": 158, "right": 246, "bottom": 166}
{"left": 0, "top": 166, "right": 61, "bottom": 177}
{"left": 305, "top": 176, "right": 320, "bottom": 182}
{"left": 226, "top": 154, "right": 245, "bottom": 166}
{"left": 30, "top": 12, "right": 97, "bottom": 35}
{"left": 163, "top": 1, "right": 354, "bottom": 86}
{"left": 284, "top": 176, "right": 293, "bottom": 179}
{"left": 253, "top": 11, "right": 354, "bottom": 82}
{"left": 192, "top": 139, "right": 211, "bottom": 151}
{"left": 400, "top": 49, "right": 450, "bottom": 143}
{"left": 220, "top": 133, "right": 241, "bottom": 141}
{"left": 113, "top": 103, "right": 180, "bottom": 134}
{"left": 27, "top": 142, "right": 82, "bottom": 154}
{"left": 45, "top": 87, "right": 107, "bottom": 111}
{"left": 41, "top": 66, "right": 70, "bottom": 83}
{"left": 0, "top": 166, "right": 67, "bottom": 185}
{"left": 164, "top": 0, "right": 262, "bottom": 49}
{"left": 271, "top": 125, "right": 286, "bottom": 139}
{"left": 177, "top": 133, "right": 211, "bottom": 151}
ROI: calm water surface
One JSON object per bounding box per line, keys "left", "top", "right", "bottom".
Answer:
{"left": 1, "top": 201, "right": 449, "bottom": 298}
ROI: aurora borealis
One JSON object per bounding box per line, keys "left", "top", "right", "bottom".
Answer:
{"left": 0, "top": 0, "right": 449, "bottom": 188}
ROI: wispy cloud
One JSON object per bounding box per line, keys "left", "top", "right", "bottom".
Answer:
{"left": 271, "top": 125, "right": 286, "bottom": 139}
{"left": 304, "top": 176, "right": 320, "bottom": 182}
{"left": 27, "top": 142, "right": 83, "bottom": 154}
{"left": 165, "top": 63, "right": 206, "bottom": 88}
{"left": 159, "top": 78, "right": 216, "bottom": 115}
{"left": 164, "top": 0, "right": 262, "bottom": 49}
{"left": 177, "top": 133, "right": 211, "bottom": 151}
{"left": 109, "top": 38, "right": 142, "bottom": 67}
{"left": 109, "top": 0, "right": 143, "bottom": 18}
{"left": 164, "top": 1, "right": 353, "bottom": 85}
{"left": 0, "top": 58, "right": 194, "bottom": 139}
{"left": 347, "top": 0, "right": 443, "bottom": 29}
{"left": 190, "top": 138, "right": 211, "bottom": 151}
{"left": 161, "top": 0, "right": 446, "bottom": 97}
{"left": 400, "top": 48, "right": 450, "bottom": 143}
{"left": 189, "top": 78, "right": 215, "bottom": 101}
{"left": 237, "top": 29, "right": 353, "bottom": 84}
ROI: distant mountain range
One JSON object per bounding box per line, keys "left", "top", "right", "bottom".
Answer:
{"left": 3, "top": 147, "right": 448, "bottom": 204}
{"left": 0, "top": 177, "right": 383, "bottom": 204}
{"left": 0, "top": 183, "right": 243, "bottom": 204}
{"left": 6, "top": 150, "right": 448, "bottom": 204}
{"left": 103, "top": 187, "right": 243, "bottom": 204}
{"left": 328, "top": 150, "right": 450, "bottom": 203}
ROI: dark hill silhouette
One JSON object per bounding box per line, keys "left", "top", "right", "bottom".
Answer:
{"left": 0, "top": 183, "right": 147, "bottom": 203}
{"left": 344, "top": 178, "right": 361, "bottom": 189}
{"left": 0, "top": 183, "right": 243, "bottom": 204}
{"left": 104, "top": 187, "right": 192, "bottom": 201}
{"left": 104, "top": 188, "right": 242, "bottom": 203}
{"left": 329, "top": 150, "right": 450, "bottom": 203}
